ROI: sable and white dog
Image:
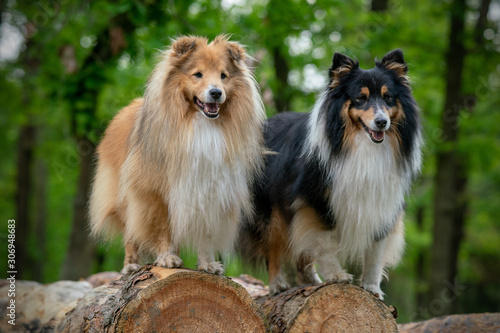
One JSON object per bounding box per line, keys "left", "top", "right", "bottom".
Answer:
{"left": 89, "top": 35, "right": 265, "bottom": 275}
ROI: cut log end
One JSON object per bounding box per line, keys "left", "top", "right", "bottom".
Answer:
{"left": 57, "top": 265, "right": 268, "bottom": 333}
{"left": 115, "top": 267, "right": 267, "bottom": 332}
{"left": 257, "top": 282, "right": 398, "bottom": 333}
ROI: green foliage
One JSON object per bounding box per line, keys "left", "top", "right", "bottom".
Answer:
{"left": 0, "top": 0, "right": 499, "bottom": 322}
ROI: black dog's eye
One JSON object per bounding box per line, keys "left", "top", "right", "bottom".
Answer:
{"left": 356, "top": 95, "right": 368, "bottom": 103}
{"left": 221, "top": 73, "right": 227, "bottom": 80}
{"left": 194, "top": 72, "right": 203, "bottom": 78}
{"left": 383, "top": 93, "right": 392, "bottom": 103}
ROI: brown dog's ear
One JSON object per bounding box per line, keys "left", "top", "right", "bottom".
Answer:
{"left": 226, "top": 42, "right": 246, "bottom": 62}
{"left": 329, "top": 52, "right": 359, "bottom": 88}
{"left": 171, "top": 36, "right": 198, "bottom": 56}
{"left": 378, "top": 49, "right": 408, "bottom": 77}
{"left": 212, "top": 35, "right": 246, "bottom": 62}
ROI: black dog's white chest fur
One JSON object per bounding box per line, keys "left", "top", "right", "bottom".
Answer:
{"left": 325, "top": 133, "right": 408, "bottom": 261}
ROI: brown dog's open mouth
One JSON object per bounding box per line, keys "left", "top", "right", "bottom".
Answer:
{"left": 359, "top": 119, "right": 385, "bottom": 144}
{"left": 194, "top": 97, "right": 220, "bottom": 119}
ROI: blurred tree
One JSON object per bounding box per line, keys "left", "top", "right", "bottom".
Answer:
{"left": 15, "top": 32, "right": 41, "bottom": 279}
{"left": 430, "top": 0, "right": 496, "bottom": 315}
{"left": 59, "top": 17, "right": 125, "bottom": 281}
{"left": 15, "top": 122, "right": 35, "bottom": 279}
{"left": 60, "top": 3, "right": 157, "bottom": 280}
{"left": 371, "top": 0, "right": 388, "bottom": 12}
{"left": 430, "top": 0, "right": 468, "bottom": 315}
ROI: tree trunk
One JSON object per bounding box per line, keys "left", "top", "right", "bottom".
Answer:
{"left": 15, "top": 124, "right": 36, "bottom": 280}
{"left": 60, "top": 14, "right": 132, "bottom": 280}
{"left": 272, "top": 47, "right": 292, "bottom": 112}
{"left": 33, "top": 159, "right": 48, "bottom": 282}
{"left": 59, "top": 136, "right": 96, "bottom": 280}
{"left": 429, "top": 0, "right": 467, "bottom": 315}
{"left": 49, "top": 266, "right": 268, "bottom": 332}
{"left": 415, "top": 205, "right": 427, "bottom": 318}
{"left": 474, "top": 0, "right": 492, "bottom": 45}
{"left": 253, "top": 282, "right": 398, "bottom": 332}
{"left": 371, "top": 0, "right": 388, "bottom": 11}
{"left": 399, "top": 313, "right": 500, "bottom": 332}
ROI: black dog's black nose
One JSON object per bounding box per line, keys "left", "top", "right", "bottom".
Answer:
{"left": 375, "top": 118, "right": 388, "bottom": 129}
{"left": 210, "top": 89, "right": 222, "bottom": 100}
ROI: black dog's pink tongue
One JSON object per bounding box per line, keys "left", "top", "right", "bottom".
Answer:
{"left": 368, "top": 128, "right": 384, "bottom": 141}
{"left": 205, "top": 103, "right": 219, "bottom": 113}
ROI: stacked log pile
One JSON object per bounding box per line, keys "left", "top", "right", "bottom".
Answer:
{"left": 1, "top": 266, "right": 498, "bottom": 332}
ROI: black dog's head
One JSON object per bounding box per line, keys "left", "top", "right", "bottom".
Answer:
{"left": 324, "top": 49, "right": 419, "bottom": 159}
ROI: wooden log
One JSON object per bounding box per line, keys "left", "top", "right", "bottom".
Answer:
{"left": 232, "top": 274, "right": 270, "bottom": 298}
{"left": 398, "top": 313, "right": 500, "bottom": 332}
{"left": 252, "top": 282, "right": 398, "bottom": 333}
{"left": 85, "top": 271, "right": 122, "bottom": 288}
{"left": 48, "top": 265, "right": 268, "bottom": 332}
{"left": 0, "top": 280, "right": 93, "bottom": 333}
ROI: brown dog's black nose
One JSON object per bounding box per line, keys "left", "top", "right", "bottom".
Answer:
{"left": 375, "top": 117, "right": 387, "bottom": 129}
{"left": 210, "top": 89, "right": 222, "bottom": 100}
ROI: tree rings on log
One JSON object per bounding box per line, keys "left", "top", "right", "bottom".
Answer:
{"left": 55, "top": 265, "right": 268, "bottom": 332}
{"left": 257, "top": 282, "right": 398, "bottom": 333}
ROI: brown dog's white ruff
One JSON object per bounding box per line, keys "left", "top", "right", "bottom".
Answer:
{"left": 89, "top": 35, "right": 265, "bottom": 275}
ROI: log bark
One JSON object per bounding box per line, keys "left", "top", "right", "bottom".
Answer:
{"left": 3, "top": 270, "right": 499, "bottom": 333}
{"left": 49, "top": 265, "right": 268, "bottom": 332}
{"left": 398, "top": 313, "right": 500, "bottom": 332}
{"left": 249, "top": 281, "right": 398, "bottom": 333}
{"left": 0, "top": 279, "right": 93, "bottom": 333}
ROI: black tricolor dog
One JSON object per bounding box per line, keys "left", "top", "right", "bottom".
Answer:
{"left": 239, "top": 50, "right": 422, "bottom": 299}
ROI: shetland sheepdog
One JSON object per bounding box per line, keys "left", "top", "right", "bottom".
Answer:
{"left": 239, "top": 49, "right": 422, "bottom": 298}
{"left": 89, "top": 35, "right": 265, "bottom": 275}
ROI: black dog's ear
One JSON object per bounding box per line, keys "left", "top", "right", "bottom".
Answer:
{"left": 378, "top": 49, "right": 408, "bottom": 77}
{"left": 329, "top": 52, "right": 359, "bottom": 88}
{"left": 171, "top": 36, "right": 199, "bottom": 56}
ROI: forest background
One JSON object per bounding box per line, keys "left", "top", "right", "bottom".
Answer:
{"left": 0, "top": 0, "right": 499, "bottom": 323}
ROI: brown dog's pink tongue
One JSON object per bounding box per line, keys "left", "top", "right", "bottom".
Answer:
{"left": 205, "top": 103, "right": 219, "bottom": 113}
{"left": 373, "top": 131, "right": 384, "bottom": 140}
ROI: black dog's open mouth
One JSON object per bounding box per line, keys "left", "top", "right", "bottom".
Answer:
{"left": 194, "top": 96, "right": 220, "bottom": 119}
{"left": 359, "top": 119, "right": 385, "bottom": 144}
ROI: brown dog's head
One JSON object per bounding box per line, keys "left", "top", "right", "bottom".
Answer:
{"left": 168, "top": 35, "right": 247, "bottom": 120}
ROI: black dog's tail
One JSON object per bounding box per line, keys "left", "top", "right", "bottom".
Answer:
{"left": 236, "top": 214, "right": 268, "bottom": 269}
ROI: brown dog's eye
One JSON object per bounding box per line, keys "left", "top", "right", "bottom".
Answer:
{"left": 221, "top": 73, "right": 227, "bottom": 80}
{"left": 383, "top": 93, "right": 392, "bottom": 103}
{"left": 194, "top": 72, "right": 202, "bottom": 78}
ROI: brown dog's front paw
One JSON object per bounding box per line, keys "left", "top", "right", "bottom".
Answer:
{"left": 197, "top": 261, "right": 224, "bottom": 275}
{"left": 120, "top": 263, "right": 141, "bottom": 275}
{"left": 155, "top": 254, "right": 183, "bottom": 268}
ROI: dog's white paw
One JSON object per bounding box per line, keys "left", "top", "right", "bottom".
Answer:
{"left": 197, "top": 261, "right": 225, "bottom": 276}
{"left": 361, "top": 284, "right": 385, "bottom": 300}
{"left": 155, "top": 254, "right": 183, "bottom": 268}
{"left": 325, "top": 270, "right": 353, "bottom": 284}
{"left": 120, "top": 263, "right": 141, "bottom": 275}
{"left": 269, "top": 274, "right": 290, "bottom": 295}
